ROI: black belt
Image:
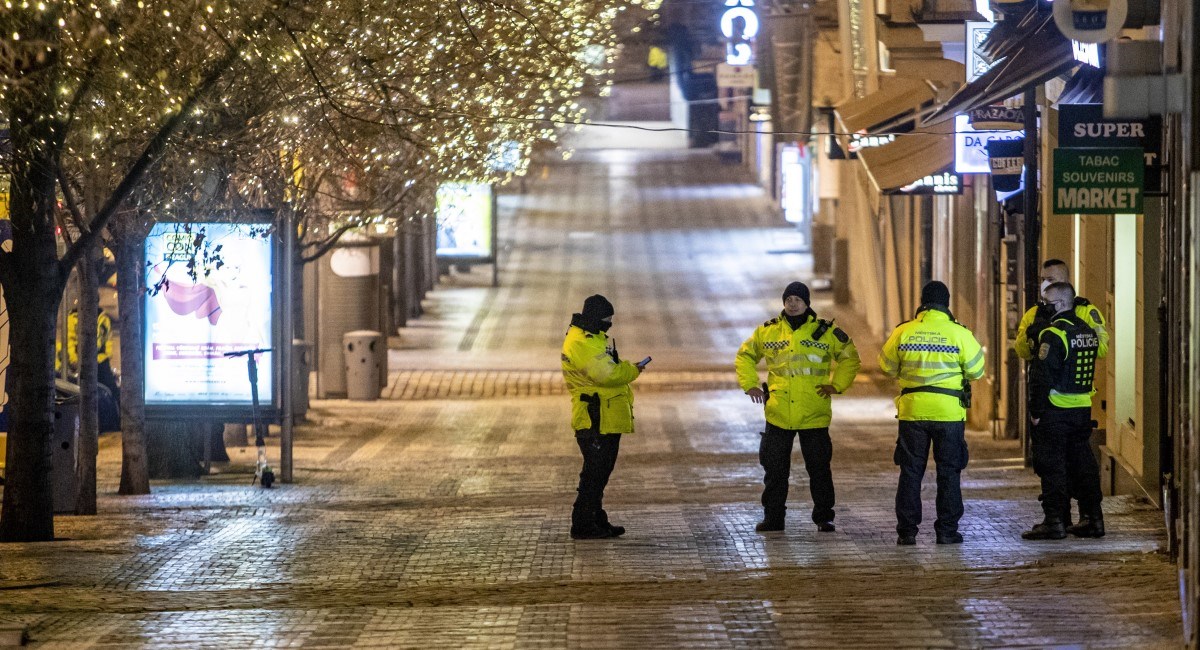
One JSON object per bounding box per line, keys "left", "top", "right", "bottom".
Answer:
{"left": 900, "top": 384, "right": 970, "bottom": 407}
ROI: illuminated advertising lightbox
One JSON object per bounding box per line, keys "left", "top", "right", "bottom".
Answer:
{"left": 955, "top": 115, "right": 1022, "bottom": 174}
{"left": 436, "top": 182, "right": 494, "bottom": 260}
{"left": 144, "top": 222, "right": 274, "bottom": 407}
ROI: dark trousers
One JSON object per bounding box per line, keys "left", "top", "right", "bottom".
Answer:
{"left": 572, "top": 432, "right": 621, "bottom": 530}
{"left": 894, "top": 420, "right": 969, "bottom": 537}
{"left": 759, "top": 423, "right": 835, "bottom": 525}
{"left": 1031, "top": 408, "right": 1102, "bottom": 520}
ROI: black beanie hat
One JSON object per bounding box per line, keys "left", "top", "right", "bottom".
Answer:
{"left": 581, "top": 294, "right": 614, "bottom": 320}
{"left": 920, "top": 281, "right": 951, "bottom": 307}
{"left": 782, "top": 281, "right": 810, "bottom": 305}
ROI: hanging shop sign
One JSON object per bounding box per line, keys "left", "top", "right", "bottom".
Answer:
{"left": 720, "top": 0, "right": 758, "bottom": 65}
{"left": 885, "top": 167, "right": 963, "bottom": 195}
{"left": 965, "top": 22, "right": 997, "bottom": 83}
{"left": 143, "top": 221, "right": 277, "bottom": 411}
{"left": 969, "top": 105, "right": 1024, "bottom": 131}
{"left": 986, "top": 138, "right": 1025, "bottom": 200}
{"left": 436, "top": 182, "right": 496, "bottom": 262}
{"left": 1053, "top": 0, "right": 1127, "bottom": 44}
{"left": 955, "top": 115, "right": 1022, "bottom": 174}
{"left": 1058, "top": 103, "right": 1162, "bottom": 193}
{"left": 717, "top": 63, "right": 757, "bottom": 89}
{"left": 1052, "top": 147, "right": 1144, "bottom": 214}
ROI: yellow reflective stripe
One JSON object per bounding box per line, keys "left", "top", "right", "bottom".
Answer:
{"left": 964, "top": 349, "right": 984, "bottom": 369}
{"left": 900, "top": 360, "right": 962, "bottom": 370}
{"left": 898, "top": 370, "right": 962, "bottom": 385}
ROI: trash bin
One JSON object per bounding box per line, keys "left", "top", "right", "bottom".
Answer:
{"left": 292, "top": 339, "right": 312, "bottom": 418}
{"left": 343, "top": 331, "right": 384, "bottom": 401}
{"left": 52, "top": 381, "right": 81, "bottom": 513}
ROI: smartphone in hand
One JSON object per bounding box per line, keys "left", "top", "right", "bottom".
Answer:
{"left": 637, "top": 356, "right": 652, "bottom": 368}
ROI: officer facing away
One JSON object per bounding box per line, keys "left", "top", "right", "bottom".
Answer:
{"left": 58, "top": 307, "right": 119, "bottom": 407}
{"left": 561, "top": 295, "right": 649, "bottom": 540}
{"left": 1022, "top": 282, "right": 1106, "bottom": 540}
{"left": 1014, "top": 258, "right": 1107, "bottom": 527}
{"left": 879, "top": 281, "right": 985, "bottom": 546}
{"left": 735, "top": 281, "right": 861, "bottom": 533}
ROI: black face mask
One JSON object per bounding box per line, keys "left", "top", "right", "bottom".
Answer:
{"left": 597, "top": 320, "right": 612, "bottom": 332}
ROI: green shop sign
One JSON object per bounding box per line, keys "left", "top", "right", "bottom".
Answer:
{"left": 1053, "top": 147, "right": 1144, "bottom": 214}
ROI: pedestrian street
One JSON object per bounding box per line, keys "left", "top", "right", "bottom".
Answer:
{"left": 0, "top": 149, "right": 1182, "bottom": 648}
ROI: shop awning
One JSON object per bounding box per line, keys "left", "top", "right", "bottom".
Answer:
{"left": 857, "top": 120, "right": 955, "bottom": 191}
{"left": 923, "top": 11, "right": 1075, "bottom": 125}
{"left": 1055, "top": 65, "right": 1104, "bottom": 106}
{"left": 835, "top": 78, "right": 940, "bottom": 135}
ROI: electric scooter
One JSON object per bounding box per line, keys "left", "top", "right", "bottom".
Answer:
{"left": 224, "top": 347, "right": 274, "bottom": 488}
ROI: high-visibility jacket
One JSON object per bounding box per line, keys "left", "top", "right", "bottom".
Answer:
{"left": 561, "top": 325, "right": 641, "bottom": 434}
{"left": 57, "top": 309, "right": 113, "bottom": 369}
{"left": 1015, "top": 297, "right": 1108, "bottom": 360}
{"left": 1030, "top": 312, "right": 1100, "bottom": 416}
{"left": 735, "top": 312, "right": 861, "bottom": 430}
{"left": 878, "top": 308, "right": 985, "bottom": 422}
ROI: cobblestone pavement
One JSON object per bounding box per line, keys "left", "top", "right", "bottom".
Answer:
{"left": 0, "top": 150, "right": 1183, "bottom": 648}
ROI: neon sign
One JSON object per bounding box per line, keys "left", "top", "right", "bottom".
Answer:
{"left": 721, "top": 0, "right": 758, "bottom": 65}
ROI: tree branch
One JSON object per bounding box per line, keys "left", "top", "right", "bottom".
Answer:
{"left": 299, "top": 222, "right": 356, "bottom": 264}
{"left": 57, "top": 17, "right": 265, "bottom": 288}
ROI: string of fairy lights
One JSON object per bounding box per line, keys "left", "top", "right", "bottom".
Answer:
{"left": 0, "top": 0, "right": 662, "bottom": 232}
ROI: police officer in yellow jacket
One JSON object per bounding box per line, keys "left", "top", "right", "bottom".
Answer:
{"left": 736, "top": 282, "right": 860, "bottom": 533}
{"left": 562, "top": 295, "right": 648, "bottom": 540}
{"left": 58, "top": 308, "right": 119, "bottom": 406}
{"left": 879, "top": 281, "right": 985, "bottom": 545}
{"left": 1022, "top": 282, "right": 1105, "bottom": 540}
{"left": 1014, "top": 259, "right": 1107, "bottom": 527}
{"left": 1015, "top": 259, "right": 1108, "bottom": 361}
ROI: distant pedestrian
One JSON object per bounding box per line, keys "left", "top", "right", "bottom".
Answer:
{"left": 735, "top": 281, "right": 861, "bottom": 533}
{"left": 1021, "top": 282, "right": 1105, "bottom": 540}
{"left": 879, "top": 281, "right": 985, "bottom": 545}
{"left": 561, "top": 295, "right": 649, "bottom": 539}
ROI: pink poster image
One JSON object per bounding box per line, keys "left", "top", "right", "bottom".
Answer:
{"left": 144, "top": 223, "right": 274, "bottom": 404}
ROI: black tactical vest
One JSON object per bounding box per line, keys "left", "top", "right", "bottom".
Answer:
{"left": 1048, "top": 314, "right": 1100, "bottom": 394}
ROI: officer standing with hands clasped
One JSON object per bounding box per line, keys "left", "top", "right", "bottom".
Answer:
{"left": 561, "top": 294, "right": 649, "bottom": 540}
{"left": 879, "top": 281, "right": 985, "bottom": 546}
{"left": 1022, "top": 282, "right": 1105, "bottom": 540}
{"left": 735, "top": 281, "right": 861, "bottom": 533}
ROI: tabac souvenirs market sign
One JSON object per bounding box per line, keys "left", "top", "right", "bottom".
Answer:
{"left": 1058, "top": 103, "right": 1163, "bottom": 193}
{"left": 1052, "top": 147, "right": 1144, "bottom": 214}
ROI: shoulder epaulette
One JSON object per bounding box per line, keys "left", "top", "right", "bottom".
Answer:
{"left": 832, "top": 327, "right": 849, "bottom": 343}
{"left": 1074, "top": 296, "right": 1091, "bottom": 307}
{"left": 763, "top": 316, "right": 780, "bottom": 328}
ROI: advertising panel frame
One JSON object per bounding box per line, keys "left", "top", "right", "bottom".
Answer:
{"left": 142, "top": 212, "right": 281, "bottom": 421}
{"left": 435, "top": 182, "right": 499, "bottom": 286}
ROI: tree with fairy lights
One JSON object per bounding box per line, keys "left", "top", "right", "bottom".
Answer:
{"left": 1, "top": 0, "right": 653, "bottom": 541}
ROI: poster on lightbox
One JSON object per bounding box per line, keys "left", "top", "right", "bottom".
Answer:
{"left": 143, "top": 222, "right": 274, "bottom": 405}
{"left": 435, "top": 182, "right": 493, "bottom": 260}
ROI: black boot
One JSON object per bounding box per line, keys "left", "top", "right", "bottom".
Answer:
{"left": 571, "top": 507, "right": 614, "bottom": 540}
{"left": 1067, "top": 513, "right": 1105, "bottom": 538}
{"left": 755, "top": 519, "right": 784, "bottom": 532}
{"left": 595, "top": 509, "right": 625, "bottom": 537}
{"left": 1022, "top": 516, "right": 1067, "bottom": 540}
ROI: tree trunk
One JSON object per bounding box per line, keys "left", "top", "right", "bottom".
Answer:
{"left": 0, "top": 60, "right": 64, "bottom": 541}
{"left": 74, "top": 247, "right": 100, "bottom": 515}
{"left": 114, "top": 229, "right": 150, "bottom": 495}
